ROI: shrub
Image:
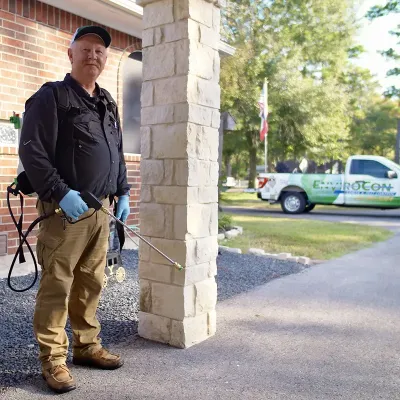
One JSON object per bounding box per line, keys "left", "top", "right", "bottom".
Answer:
{"left": 218, "top": 213, "right": 233, "bottom": 231}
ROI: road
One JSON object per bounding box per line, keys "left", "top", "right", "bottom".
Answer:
{"left": 5, "top": 234, "right": 400, "bottom": 399}
{"left": 222, "top": 205, "right": 400, "bottom": 231}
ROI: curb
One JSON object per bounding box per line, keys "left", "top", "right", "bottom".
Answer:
{"left": 218, "top": 225, "right": 243, "bottom": 241}
{"left": 248, "top": 248, "right": 311, "bottom": 265}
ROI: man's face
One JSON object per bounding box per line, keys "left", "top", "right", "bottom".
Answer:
{"left": 68, "top": 34, "right": 108, "bottom": 81}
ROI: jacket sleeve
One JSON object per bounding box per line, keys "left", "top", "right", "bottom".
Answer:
{"left": 115, "top": 106, "right": 131, "bottom": 197}
{"left": 18, "top": 86, "right": 70, "bottom": 203}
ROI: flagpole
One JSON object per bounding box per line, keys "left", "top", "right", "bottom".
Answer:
{"left": 264, "top": 79, "right": 268, "bottom": 173}
{"left": 265, "top": 132, "right": 268, "bottom": 173}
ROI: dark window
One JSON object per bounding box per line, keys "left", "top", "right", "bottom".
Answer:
{"left": 350, "top": 160, "right": 390, "bottom": 178}
{"left": 122, "top": 51, "right": 142, "bottom": 154}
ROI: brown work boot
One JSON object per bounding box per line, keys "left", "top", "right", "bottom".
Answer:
{"left": 42, "top": 364, "right": 76, "bottom": 394}
{"left": 73, "top": 347, "right": 124, "bottom": 370}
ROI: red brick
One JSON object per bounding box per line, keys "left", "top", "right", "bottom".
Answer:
{"left": 16, "top": 0, "right": 22, "bottom": 16}
{"left": 54, "top": 6, "right": 59, "bottom": 28}
{"left": 24, "top": 42, "right": 44, "bottom": 54}
{"left": 59, "top": 9, "right": 66, "bottom": 31}
{"left": 0, "top": 44, "right": 17, "bottom": 55}
{"left": 0, "top": 27, "right": 16, "bottom": 38}
{"left": 0, "top": 0, "right": 9, "bottom": 11}
{"left": 8, "top": 0, "right": 15, "bottom": 13}
{"left": 0, "top": 166, "right": 18, "bottom": 175}
{"left": 24, "top": 198, "right": 37, "bottom": 206}
{"left": 40, "top": 54, "right": 56, "bottom": 64}
{"left": 16, "top": 48, "right": 38, "bottom": 59}
{"left": 0, "top": 159, "right": 17, "bottom": 167}
{"left": 17, "top": 64, "right": 37, "bottom": 75}
{"left": 2, "top": 213, "right": 38, "bottom": 224}
{"left": 36, "top": 38, "right": 55, "bottom": 49}
{"left": 16, "top": 32, "right": 36, "bottom": 44}
{"left": 0, "top": 222, "right": 17, "bottom": 232}
{"left": 56, "top": 43, "right": 68, "bottom": 53}
{"left": 2, "top": 52, "right": 23, "bottom": 63}
{"left": 1, "top": 36, "right": 23, "bottom": 48}
{"left": 3, "top": 19, "right": 25, "bottom": 32}
{"left": 0, "top": 175, "right": 17, "bottom": 183}
{"left": 0, "top": 10, "right": 15, "bottom": 21}
{"left": 38, "top": 69, "right": 56, "bottom": 79}
{"left": 16, "top": 15, "right": 36, "bottom": 28}
{"left": 23, "top": 73, "right": 43, "bottom": 84}
{"left": 24, "top": 89, "right": 36, "bottom": 97}
{"left": 22, "top": 0, "right": 29, "bottom": 18}
{"left": 1, "top": 102, "right": 22, "bottom": 112}
{"left": 17, "top": 80, "right": 37, "bottom": 91}
{"left": 47, "top": 5, "right": 54, "bottom": 26}
{"left": 45, "top": 32, "right": 68, "bottom": 45}
{"left": 57, "top": 29, "right": 71, "bottom": 40}
{"left": 65, "top": 11, "right": 71, "bottom": 32}
{"left": 71, "top": 14, "right": 78, "bottom": 33}
{"left": 24, "top": 59, "right": 44, "bottom": 69}
{"left": 0, "top": 70, "right": 19, "bottom": 81}
{"left": 29, "top": 0, "right": 35, "bottom": 20}
{"left": 36, "top": 1, "right": 46, "bottom": 24}
{"left": 26, "top": 26, "right": 45, "bottom": 38}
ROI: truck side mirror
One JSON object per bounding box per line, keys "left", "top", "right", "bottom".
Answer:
{"left": 385, "top": 170, "right": 398, "bottom": 179}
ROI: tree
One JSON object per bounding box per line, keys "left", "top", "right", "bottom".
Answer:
{"left": 366, "top": 0, "right": 400, "bottom": 98}
{"left": 349, "top": 98, "right": 400, "bottom": 158}
{"left": 221, "top": 0, "right": 357, "bottom": 186}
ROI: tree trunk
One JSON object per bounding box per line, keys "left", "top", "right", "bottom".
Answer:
{"left": 248, "top": 146, "right": 257, "bottom": 189}
{"left": 225, "top": 157, "right": 232, "bottom": 176}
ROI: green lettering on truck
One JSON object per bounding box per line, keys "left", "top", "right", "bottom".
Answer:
{"left": 313, "top": 181, "right": 320, "bottom": 189}
{"left": 362, "top": 181, "right": 370, "bottom": 191}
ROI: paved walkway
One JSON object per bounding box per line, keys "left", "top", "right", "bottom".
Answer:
{"left": 3, "top": 235, "right": 400, "bottom": 399}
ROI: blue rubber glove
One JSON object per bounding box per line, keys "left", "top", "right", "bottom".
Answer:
{"left": 116, "top": 195, "right": 130, "bottom": 222}
{"left": 59, "top": 190, "right": 89, "bottom": 220}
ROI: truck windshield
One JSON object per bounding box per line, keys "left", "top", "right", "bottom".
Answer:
{"left": 385, "top": 159, "right": 400, "bottom": 171}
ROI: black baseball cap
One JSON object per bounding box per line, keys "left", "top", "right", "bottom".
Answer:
{"left": 71, "top": 26, "right": 112, "bottom": 48}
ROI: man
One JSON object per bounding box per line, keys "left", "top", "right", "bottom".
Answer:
{"left": 19, "top": 26, "right": 130, "bottom": 394}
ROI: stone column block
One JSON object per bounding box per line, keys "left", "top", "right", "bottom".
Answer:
{"left": 138, "top": 0, "right": 223, "bottom": 349}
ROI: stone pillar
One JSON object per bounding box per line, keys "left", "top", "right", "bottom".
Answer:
{"left": 136, "top": 0, "right": 223, "bottom": 348}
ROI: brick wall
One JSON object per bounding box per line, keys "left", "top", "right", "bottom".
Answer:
{"left": 0, "top": 0, "right": 142, "bottom": 255}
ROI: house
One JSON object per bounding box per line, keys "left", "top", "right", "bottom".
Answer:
{"left": 0, "top": 0, "right": 234, "bottom": 261}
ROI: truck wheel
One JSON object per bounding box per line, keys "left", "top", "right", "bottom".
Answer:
{"left": 281, "top": 192, "right": 306, "bottom": 214}
{"left": 304, "top": 204, "right": 315, "bottom": 213}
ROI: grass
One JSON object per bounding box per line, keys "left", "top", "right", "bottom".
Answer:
{"left": 220, "top": 191, "right": 268, "bottom": 209}
{"left": 223, "top": 214, "right": 393, "bottom": 260}
{"left": 220, "top": 191, "right": 364, "bottom": 212}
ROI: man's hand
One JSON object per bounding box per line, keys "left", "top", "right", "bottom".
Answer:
{"left": 59, "top": 190, "right": 89, "bottom": 220}
{"left": 115, "top": 195, "right": 130, "bottom": 222}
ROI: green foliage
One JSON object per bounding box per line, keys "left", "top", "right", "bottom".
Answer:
{"left": 366, "top": 0, "right": 399, "bottom": 19}
{"left": 220, "top": 0, "right": 399, "bottom": 179}
{"left": 218, "top": 213, "right": 233, "bottom": 231}
{"left": 366, "top": 0, "right": 400, "bottom": 98}
{"left": 221, "top": 0, "right": 357, "bottom": 181}
{"left": 348, "top": 97, "right": 400, "bottom": 158}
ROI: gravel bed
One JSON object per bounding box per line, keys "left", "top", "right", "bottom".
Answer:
{"left": 0, "top": 249, "right": 305, "bottom": 390}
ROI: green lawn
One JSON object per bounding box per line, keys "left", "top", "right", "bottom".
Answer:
{"left": 223, "top": 214, "right": 393, "bottom": 260}
{"left": 220, "top": 191, "right": 268, "bottom": 209}
{"left": 220, "top": 191, "right": 361, "bottom": 212}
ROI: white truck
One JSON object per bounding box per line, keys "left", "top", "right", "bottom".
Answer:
{"left": 257, "top": 155, "right": 400, "bottom": 214}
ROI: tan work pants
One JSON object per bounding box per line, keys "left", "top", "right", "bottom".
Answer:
{"left": 33, "top": 198, "right": 110, "bottom": 370}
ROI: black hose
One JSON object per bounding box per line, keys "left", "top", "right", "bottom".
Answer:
{"left": 7, "top": 212, "right": 55, "bottom": 292}
{"left": 6, "top": 184, "right": 96, "bottom": 292}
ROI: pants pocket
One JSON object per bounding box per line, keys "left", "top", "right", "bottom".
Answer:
{"left": 36, "top": 227, "right": 63, "bottom": 272}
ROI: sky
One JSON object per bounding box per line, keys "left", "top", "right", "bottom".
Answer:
{"left": 353, "top": 0, "right": 400, "bottom": 92}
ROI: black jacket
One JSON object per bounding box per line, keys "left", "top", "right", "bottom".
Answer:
{"left": 19, "top": 74, "right": 130, "bottom": 203}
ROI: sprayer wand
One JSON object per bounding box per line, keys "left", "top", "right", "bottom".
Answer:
{"left": 80, "top": 192, "right": 183, "bottom": 271}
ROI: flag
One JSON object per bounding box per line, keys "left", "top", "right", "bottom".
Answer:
{"left": 258, "top": 80, "right": 268, "bottom": 141}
